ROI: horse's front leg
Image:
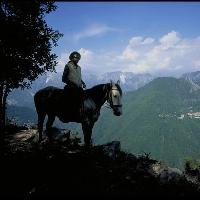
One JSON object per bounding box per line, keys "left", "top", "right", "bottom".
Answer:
{"left": 46, "top": 114, "right": 55, "bottom": 140}
{"left": 37, "top": 112, "right": 46, "bottom": 142}
{"left": 82, "top": 120, "right": 94, "bottom": 147}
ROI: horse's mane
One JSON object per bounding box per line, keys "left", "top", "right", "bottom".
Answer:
{"left": 86, "top": 83, "right": 107, "bottom": 94}
{"left": 85, "top": 83, "right": 122, "bottom": 96}
{"left": 115, "top": 83, "right": 122, "bottom": 96}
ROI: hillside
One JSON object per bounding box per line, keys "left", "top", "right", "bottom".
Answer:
{"left": 7, "top": 105, "right": 37, "bottom": 124}
{"left": 1, "top": 125, "right": 200, "bottom": 198}
{"left": 92, "top": 77, "right": 200, "bottom": 168}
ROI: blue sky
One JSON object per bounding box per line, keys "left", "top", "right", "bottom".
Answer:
{"left": 45, "top": 2, "right": 200, "bottom": 76}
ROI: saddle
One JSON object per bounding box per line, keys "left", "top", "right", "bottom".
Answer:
{"left": 62, "top": 85, "right": 86, "bottom": 118}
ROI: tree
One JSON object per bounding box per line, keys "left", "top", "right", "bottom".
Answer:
{"left": 0, "top": 0, "right": 63, "bottom": 136}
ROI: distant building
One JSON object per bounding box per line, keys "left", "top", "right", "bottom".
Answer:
{"left": 187, "top": 112, "right": 200, "bottom": 119}
{"left": 177, "top": 114, "right": 184, "bottom": 119}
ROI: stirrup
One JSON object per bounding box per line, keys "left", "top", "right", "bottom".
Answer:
{"left": 79, "top": 105, "right": 84, "bottom": 117}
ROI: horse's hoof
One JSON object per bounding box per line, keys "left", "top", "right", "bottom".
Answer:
{"left": 38, "top": 138, "right": 43, "bottom": 143}
{"left": 83, "top": 144, "right": 93, "bottom": 151}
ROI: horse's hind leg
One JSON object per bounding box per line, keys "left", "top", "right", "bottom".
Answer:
{"left": 37, "top": 112, "right": 46, "bottom": 142}
{"left": 46, "top": 114, "right": 55, "bottom": 140}
{"left": 82, "top": 122, "right": 94, "bottom": 147}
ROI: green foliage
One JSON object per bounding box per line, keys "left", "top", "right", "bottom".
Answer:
{"left": 7, "top": 105, "right": 37, "bottom": 124}
{"left": 4, "top": 118, "right": 29, "bottom": 135}
{"left": 0, "top": 0, "right": 63, "bottom": 89}
{"left": 0, "top": 0, "right": 62, "bottom": 133}
{"left": 184, "top": 159, "right": 200, "bottom": 174}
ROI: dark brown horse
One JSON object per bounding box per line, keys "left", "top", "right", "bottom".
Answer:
{"left": 34, "top": 81, "right": 122, "bottom": 146}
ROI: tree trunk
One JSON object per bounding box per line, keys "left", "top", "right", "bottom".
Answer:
{"left": 0, "top": 83, "right": 4, "bottom": 136}
{"left": 2, "top": 84, "right": 9, "bottom": 129}
{"left": 0, "top": 82, "right": 9, "bottom": 138}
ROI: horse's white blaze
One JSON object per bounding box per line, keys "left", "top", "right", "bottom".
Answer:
{"left": 110, "top": 85, "right": 122, "bottom": 116}
{"left": 111, "top": 87, "right": 121, "bottom": 106}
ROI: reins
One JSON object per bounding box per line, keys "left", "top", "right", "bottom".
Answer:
{"left": 104, "top": 84, "right": 122, "bottom": 109}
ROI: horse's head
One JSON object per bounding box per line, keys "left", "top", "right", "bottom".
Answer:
{"left": 106, "top": 80, "right": 123, "bottom": 116}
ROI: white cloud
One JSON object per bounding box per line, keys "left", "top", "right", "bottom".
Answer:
{"left": 128, "top": 36, "right": 155, "bottom": 47}
{"left": 55, "top": 48, "right": 93, "bottom": 72}
{"left": 73, "top": 24, "right": 118, "bottom": 41}
{"left": 116, "top": 31, "right": 200, "bottom": 75}
{"left": 56, "top": 31, "right": 200, "bottom": 77}
{"left": 78, "top": 48, "right": 94, "bottom": 70}
{"left": 159, "top": 31, "right": 181, "bottom": 49}
{"left": 142, "top": 37, "right": 155, "bottom": 45}
{"left": 193, "top": 60, "right": 200, "bottom": 68}
{"left": 129, "top": 37, "right": 143, "bottom": 46}
{"left": 56, "top": 52, "right": 70, "bottom": 72}
{"left": 119, "top": 36, "right": 155, "bottom": 61}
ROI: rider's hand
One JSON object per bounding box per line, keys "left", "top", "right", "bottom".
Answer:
{"left": 82, "top": 82, "right": 86, "bottom": 89}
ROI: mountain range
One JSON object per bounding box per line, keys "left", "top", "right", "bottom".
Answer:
{"left": 92, "top": 75, "right": 200, "bottom": 168}
{"left": 7, "top": 71, "right": 154, "bottom": 108}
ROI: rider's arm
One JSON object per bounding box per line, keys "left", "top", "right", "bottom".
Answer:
{"left": 62, "top": 64, "right": 69, "bottom": 84}
{"left": 81, "top": 80, "right": 85, "bottom": 84}
{"left": 81, "top": 80, "right": 86, "bottom": 88}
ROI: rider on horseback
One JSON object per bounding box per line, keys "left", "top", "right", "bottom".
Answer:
{"left": 62, "top": 51, "right": 86, "bottom": 115}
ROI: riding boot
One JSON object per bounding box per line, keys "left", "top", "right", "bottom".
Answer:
{"left": 78, "top": 88, "right": 85, "bottom": 117}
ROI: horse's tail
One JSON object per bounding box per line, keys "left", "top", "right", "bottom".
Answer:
{"left": 34, "top": 88, "right": 51, "bottom": 141}
{"left": 34, "top": 86, "right": 54, "bottom": 141}
{"left": 34, "top": 90, "right": 42, "bottom": 114}
{"left": 34, "top": 87, "right": 49, "bottom": 114}
{"left": 34, "top": 86, "right": 59, "bottom": 112}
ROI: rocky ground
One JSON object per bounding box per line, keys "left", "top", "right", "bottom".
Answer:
{"left": 1, "top": 124, "right": 200, "bottom": 199}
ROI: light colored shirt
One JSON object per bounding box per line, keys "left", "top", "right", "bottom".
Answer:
{"left": 62, "top": 61, "right": 82, "bottom": 88}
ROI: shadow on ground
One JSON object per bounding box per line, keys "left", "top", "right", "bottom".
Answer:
{"left": 1, "top": 125, "right": 200, "bottom": 199}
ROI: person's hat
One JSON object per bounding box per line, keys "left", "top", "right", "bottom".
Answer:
{"left": 69, "top": 51, "right": 81, "bottom": 60}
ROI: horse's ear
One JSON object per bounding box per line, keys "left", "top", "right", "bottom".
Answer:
{"left": 110, "top": 80, "right": 113, "bottom": 86}
{"left": 117, "top": 80, "right": 120, "bottom": 85}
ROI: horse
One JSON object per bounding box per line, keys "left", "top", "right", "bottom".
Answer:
{"left": 34, "top": 80, "right": 123, "bottom": 146}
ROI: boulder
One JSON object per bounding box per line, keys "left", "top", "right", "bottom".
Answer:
{"left": 149, "top": 163, "right": 183, "bottom": 184}
{"left": 101, "top": 141, "right": 121, "bottom": 159}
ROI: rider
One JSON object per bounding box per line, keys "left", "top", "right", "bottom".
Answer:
{"left": 62, "top": 51, "right": 86, "bottom": 115}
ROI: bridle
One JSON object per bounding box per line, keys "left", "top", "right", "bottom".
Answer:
{"left": 105, "top": 84, "right": 122, "bottom": 109}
